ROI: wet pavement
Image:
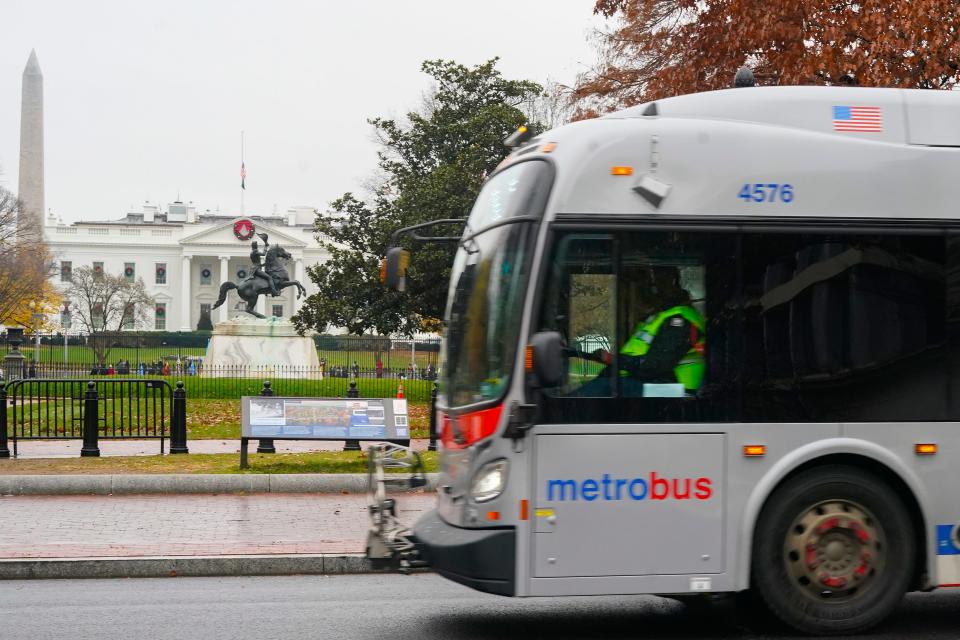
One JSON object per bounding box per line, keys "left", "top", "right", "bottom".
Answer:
{"left": 0, "top": 492, "right": 434, "bottom": 559}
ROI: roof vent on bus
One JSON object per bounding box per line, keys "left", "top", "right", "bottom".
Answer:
{"left": 734, "top": 66, "right": 755, "bottom": 88}
{"left": 642, "top": 102, "right": 659, "bottom": 116}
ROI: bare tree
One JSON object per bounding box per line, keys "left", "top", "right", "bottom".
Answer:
{"left": 0, "top": 187, "right": 57, "bottom": 326}
{"left": 521, "top": 78, "right": 577, "bottom": 131}
{"left": 65, "top": 265, "right": 154, "bottom": 365}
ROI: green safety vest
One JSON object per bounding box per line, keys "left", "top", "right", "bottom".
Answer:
{"left": 620, "top": 305, "right": 706, "bottom": 391}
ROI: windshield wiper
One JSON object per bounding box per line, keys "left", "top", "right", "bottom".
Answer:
{"left": 388, "top": 218, "right": 467, "bottom": 246}
{"left": 458, "top": 216, "right": 538, "bottom": 255}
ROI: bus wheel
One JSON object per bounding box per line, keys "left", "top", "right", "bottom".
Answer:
{"left": 751, "top": 465, "right": 915, "bottom": 635}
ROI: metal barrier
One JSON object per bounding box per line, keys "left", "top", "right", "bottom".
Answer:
{"left": 4, "top": 362, "right": 437, "bottom": 401}
{"left": 0, "top": 378, "right": 187, "bottom": 458}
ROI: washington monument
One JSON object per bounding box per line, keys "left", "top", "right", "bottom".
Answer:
{"left": 18, "top": 49, "right": 44, "bottom": 230}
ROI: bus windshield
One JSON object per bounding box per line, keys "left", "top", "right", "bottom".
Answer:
{"left": 443, "top": 160, "right": 551, "bottom": 407}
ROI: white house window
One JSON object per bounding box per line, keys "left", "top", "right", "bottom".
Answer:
{"left": 198, "top": 303, "right": 213, "bottom": 330}
{"left": 60, "top": 261, "right": 72, "bottom": 282}
{"left": 122, "top": 303, "right": 135, "bottom": 330}
{"left": 92, "top": 302, "right": 104, "bottom": 330}
{"left": 200, "top": 265, "right": 212, "bottom": 286}
{"left": 93, "top": 261, "right": 104, "bottom": 278}
{"left": 272, "top": 304, "right": 283, "bottom": 318}
{"left": 236, "top": 266, "right": 248, "bottom": 280}
{"left": 155, "top": 263, "right": 167, "bottom": 285}
{"left": 155, "top": 303, "right": 166, "bottom": 330}
{"left": 124, "top": 262, "right": 135, "bottom": 282}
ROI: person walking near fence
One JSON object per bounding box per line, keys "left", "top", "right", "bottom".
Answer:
{"left": 376, "top": 358, "right": 383, "bottom": 378}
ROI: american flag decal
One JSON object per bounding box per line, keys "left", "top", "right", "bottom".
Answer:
{"left": 832, "top": 105, "right": 883, "bottom": 132}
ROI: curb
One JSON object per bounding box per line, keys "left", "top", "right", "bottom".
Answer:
{"left": 0, "top": 473, "right": 438, "bottom": 496}
{"left": 0, "top": 553, "right": 427, "bottom": 580}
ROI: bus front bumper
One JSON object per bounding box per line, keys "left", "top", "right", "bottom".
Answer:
{"left": 412, "top": 509, "right": 515, "bottom": 596}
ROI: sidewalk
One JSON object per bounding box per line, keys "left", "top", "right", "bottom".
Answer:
{"left": 0, "top": 491, "right": 435, "bottom": 579}
{"left": 9, "top": 437, "right": 433, "bottom": 458}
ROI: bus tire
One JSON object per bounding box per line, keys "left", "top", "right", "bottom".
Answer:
{"left": 751, "top": 465, "right": 915, "bottom": 635}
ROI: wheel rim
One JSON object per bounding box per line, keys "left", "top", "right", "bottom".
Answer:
{"left": 783, "top": 499, "right": 886, "bottom": 602}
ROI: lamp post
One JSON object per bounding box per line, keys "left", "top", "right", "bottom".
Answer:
{"left": 60, "top": 304, "right": 72, "bottom": 367}
{"left": 28, "top": 300, "right": 49, "bottom": 365}
{"left": 3, "top": 328, "right": 25, "bottom": 382}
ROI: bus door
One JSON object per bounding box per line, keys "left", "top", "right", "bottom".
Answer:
{"left": 529, "top": 232, "right": 732, "bottom": 578}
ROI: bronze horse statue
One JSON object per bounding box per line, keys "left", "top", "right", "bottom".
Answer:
{"left": 212, "top": 244, "right": 307, "bottom": 319}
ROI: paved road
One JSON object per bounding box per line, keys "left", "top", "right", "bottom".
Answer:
{"left": 2, "top": 574, "right": 959, "bottom": 640}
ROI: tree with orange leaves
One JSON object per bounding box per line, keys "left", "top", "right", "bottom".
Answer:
{"left": 0, "top": 186, "right": 59, "bottom": 332}
{"left": 574, "top": 0, "right": 960, "bottom": 117}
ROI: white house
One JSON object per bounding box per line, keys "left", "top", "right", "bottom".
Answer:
{"left": 45, "top": 201, "right": 330, "bottom": 331}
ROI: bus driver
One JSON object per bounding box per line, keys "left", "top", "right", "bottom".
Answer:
{"left": 592, "top": 266, "right": 705, "bottom": 395}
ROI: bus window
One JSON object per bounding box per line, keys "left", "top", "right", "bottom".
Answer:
{"left": 538, "top": 234, "right": 616, "bottom": 397}
{"left": 617, "top": 250, "right": 706, "bottom": 399}
{"left": 741, "top": 232, "right": 948, "bottom": 422}
{"left": 537, "top": 231, "right": 739, "bottom": 423}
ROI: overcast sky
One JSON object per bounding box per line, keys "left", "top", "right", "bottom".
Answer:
{"left": 0, "top": 1, "right": 602, "bottom": 223}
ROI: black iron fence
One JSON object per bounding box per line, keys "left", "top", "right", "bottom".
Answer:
{"left": 0, "top": 378, "right": 187, "bottom": 458}
{"left": 2, "top": 362, "right": 438, "bottom": 402}
{"left": 1, "top": 331, "right": 441, "bottom": 374}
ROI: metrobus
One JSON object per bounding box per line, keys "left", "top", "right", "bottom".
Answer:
{"left": 373, "top": 85, "right": 960, "bottom": 635}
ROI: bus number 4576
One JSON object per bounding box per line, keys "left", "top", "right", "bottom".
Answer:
{"left": 738, "top": 183, "right": 794, "bottom": 203}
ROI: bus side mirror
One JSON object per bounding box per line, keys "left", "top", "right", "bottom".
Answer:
{"left": 381, "top": 247, "right": 410, "bottom": 291}
{"left": 527, "top": 331, "right": 564, "bottom": 388}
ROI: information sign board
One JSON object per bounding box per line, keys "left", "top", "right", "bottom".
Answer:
{"left": 241, "top": 396, "right": 409, "bottom": 440}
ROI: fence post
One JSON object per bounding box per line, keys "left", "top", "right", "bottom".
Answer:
{"left": 0, "top": 386, "right": 9, "bottom": 459}
{"left": 3, "top": 328, "right": 25, "bottom": 383}
{"left": 256, "top": 380, "right": 276, "bottom": 454}
{"left": 343, "top": 380, "right": 361, "bottom": 451}
{"left": 81, "top": 381, "right": 100, "bottom": 457}
{"left": 428, "top": 382, "right": 438, "bottom": 451}
{"left": 170, "top": 381, "right": 189, "bottom": 454}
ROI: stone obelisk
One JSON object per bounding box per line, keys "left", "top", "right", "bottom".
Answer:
{"left": 18, "top": 49, "right": 44, "bottom": 231}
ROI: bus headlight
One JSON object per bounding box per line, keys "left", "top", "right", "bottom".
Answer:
{"left": 471, "top": 459, "right": 508, "bottom": 503}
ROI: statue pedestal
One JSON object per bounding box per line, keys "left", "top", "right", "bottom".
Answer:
{"left": 203, "top": 316, "right": 319, "bottom": 377}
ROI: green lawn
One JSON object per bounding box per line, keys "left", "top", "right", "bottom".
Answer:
{"left": 27, "top": 345, "right": 206, "bottom": 365}
{"left": 5, "top": 373, "right": 438, "bottom": 402}
{"left": 0, "top": 450, "right": 439, "bottom": 475}
{"left": 26, "top": 344, "right": 439, "bottom": 370}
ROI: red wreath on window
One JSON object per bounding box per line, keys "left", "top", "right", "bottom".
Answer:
{"left": 155, "top": 306, "right": 166, "bottom": 317}
{"left": 201, "top": 268, "right": 211, "bottom": 279}
{"left": 233, "top": 219, "right": 255, "bottom": 241}
{"left": 156, "top": 266, "right": 166, "bottom": 277}
{"left": 124, "top": 266, "right": 135, "bottom": 277}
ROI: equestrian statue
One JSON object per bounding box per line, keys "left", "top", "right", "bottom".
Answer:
{"left": 212, "top": 232, "right": 307, "bottom": 319}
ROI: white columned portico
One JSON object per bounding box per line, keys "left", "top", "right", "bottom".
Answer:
{"left": 294, "top": 258, "right": 305, "bottom": 313}
{"left": 180, "top": 255, "right": 192, "bottom": 331}
{"left": 219, "top": 256, "right": 230, "bottom": 322}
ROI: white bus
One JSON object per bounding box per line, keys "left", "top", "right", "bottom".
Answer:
{"left": 376, "top": 85, "right": 960, "bottom": 635}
